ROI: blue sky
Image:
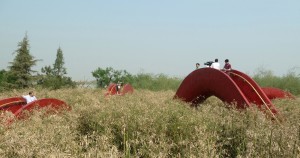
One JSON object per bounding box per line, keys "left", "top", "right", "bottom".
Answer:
{"left": 1, "top": 0, "right": 299, "bottom": 81}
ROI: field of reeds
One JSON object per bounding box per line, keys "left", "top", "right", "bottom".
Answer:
{"left": 0, "top": 87, "right": 299, "bottom": 157}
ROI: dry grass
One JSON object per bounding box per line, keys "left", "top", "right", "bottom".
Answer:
{"left": 0, "top": 88, "right": 299, "bottom": 157}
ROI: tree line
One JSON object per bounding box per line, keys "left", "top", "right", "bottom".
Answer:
{"left": 0, "top": 34, "right": 182, "bottom": 92}
{"left": 2, "top": 34, "right": 298, "bottom": 94}
{"left": 0, "top": 34, "right": 75, "bottom": 91}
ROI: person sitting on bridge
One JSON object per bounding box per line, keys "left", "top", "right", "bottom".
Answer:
{"left": 222, "top": 59, "right": 232, "bottom": 71}
{"left": 211, "top": 58, "right": 220, "bottom": 70}
{"left": 22, "top": 91, "right": 37, "bottom": 104}
{"left": 195, "top": 63, "right": 200, "bottom": 69}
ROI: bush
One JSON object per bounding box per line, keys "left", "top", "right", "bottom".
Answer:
{"left": 132, "top": 73, "right": 182, "bottom": 91}
{"left": 37, "top": 76, "right": 76, "bottom": 90}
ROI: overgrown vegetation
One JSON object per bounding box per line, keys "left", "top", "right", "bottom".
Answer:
{"left": 131, "top": 73, "right": 182, "bottom": 91}
{"left": 0, "top": 89, "right": 299, "bottom": 157}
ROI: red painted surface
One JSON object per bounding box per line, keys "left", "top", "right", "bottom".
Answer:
{"left": 105, "top": 83, "right": 118, "bottom": 96}
{"left": 229, "top": 70, "right": 278, "bottom": 114}
{"left": 122, "top": 84, "right": 134, "bottom": 95}
{"left": 175, "top": 68, "right": 251, "bottom": 108}
{"left": 174, "top": 68, "right": 279, "bottom": 115}
{"left": 0, "top": 97, "right": 26, "bottom": 114}
{"left": 14, "top": 98, "right": 71, "bottom": 118}
{"left": 105, "top": 83, "right": 134, "bottom": 96}
{"left": 0, "top": 97, "right": 70, "bottom": 124}
{"left": 262, "top": 87, "right": 296, "bottom": 100}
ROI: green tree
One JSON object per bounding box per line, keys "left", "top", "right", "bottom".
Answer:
{"left": 41, "top": 65, "right": 52, "bottom": 76}
{"left": 39, "top": 47, "right": 75, "bottom": 89}
{"left": 0, "top": 70, "right": 6, "bottom": 83}
{"left": 52, "top": 47, "right": 67, "bottom": 77}
{"left": 8, "top": 34, "right": 38, "bottom": 88}
{"left": 0, "top": 70, "right": 7, "bottom": 91}
{"left": 92, "top": 67, "right": 133, "bottom": 88}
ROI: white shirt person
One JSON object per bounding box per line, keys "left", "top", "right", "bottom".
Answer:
{"left": 22, "top": 91, "right": 37, "bottom": 104}
{"left": 211, "top": 58, "right": 220, "bottom": 70}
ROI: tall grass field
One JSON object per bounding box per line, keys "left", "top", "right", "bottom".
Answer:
{"left": 0, "top": 87, "right": 299, "bottom": 157}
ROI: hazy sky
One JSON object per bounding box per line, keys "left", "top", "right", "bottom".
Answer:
{"left": 1, "top": 0, "right": 299, "bottom": 81}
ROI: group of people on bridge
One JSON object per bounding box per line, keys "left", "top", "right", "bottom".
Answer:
{"left": 196, "top": 59, "right": 231, "bottom": 71}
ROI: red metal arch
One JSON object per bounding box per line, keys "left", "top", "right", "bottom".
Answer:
{"left": 0, "top": 97, "right": 26, "bottom": 114}
{"left": 105, "top": 83, "right": 134, "bottom": 96}
{"left": 261, "top": 87, "right": 295, "bottom": 100}
{"left": 0, "top": 97, "right": 70, "bottom": 119}
{"left": 14, "top": 98, "right": 70, "bottom": 118}
{"left": 174, "top": 68, "right": 278, "bottom": 116}
{"left": 229, "top": 70, "right": 278, "bottom": 114}
{"left": 122, "top": 84, "right": 134, "bottom": 95}
{"left": 105, "top": 83, "right": 118, "bottom": 96}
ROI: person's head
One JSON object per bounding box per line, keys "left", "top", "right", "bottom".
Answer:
{"left": 225, "top": 59, "right": 229, "bottom": 63}
{"left": 215, "top": 59, "right": 218, "bottom": 62}
{"left": 117, "top": 81, "right": 122, "bottom": 86}
{"left": 196, "top": 63, "right": 200, "bottom": 69}
{"left": 29, "top": 91, "right": 34, "bottom": 97}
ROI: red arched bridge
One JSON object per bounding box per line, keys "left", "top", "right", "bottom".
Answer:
{"left": 105, "top": 83, "right": 134, "bottom": 96}
{"left": 0, "top": 97, "right": 70, "bottom": 120}
{"left": 174, "top": 68, "right": 295, "bottom": 120}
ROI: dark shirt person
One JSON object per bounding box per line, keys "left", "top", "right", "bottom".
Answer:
{"left": 223, "top": 59, "right": 232, "bottom": 71}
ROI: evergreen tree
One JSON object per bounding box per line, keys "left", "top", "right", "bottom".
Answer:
{"left": 52, "top": 47, "right": 67, "bottom": 77}
{"left": 0, "top": 70, "right": 7, "bottom": 91}
{"left": 41, "top": 65, "right": 52, "bottom": 76}
{"left": 39, "top": 47, "right": 75, "bottom": 89}
{"left": 8, "top": 34, "right": 38, "bottom": 88}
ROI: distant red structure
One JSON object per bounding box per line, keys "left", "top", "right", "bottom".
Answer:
{"left": 261, "top": 87, "right": 295, "bottom": 100}
{"left": 0, "top": 97, "right": 70, "bottom": 119}
{"left": 105, "top": 83, "right": 134, "bottom": 96}
{"left": 174, "top": 68, "right": 293, "bottom": 120}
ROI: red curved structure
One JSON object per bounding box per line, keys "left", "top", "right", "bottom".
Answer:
{"left": 175, "top": 68, "right": 279, "bottom": 117}
{"left": 14, "top": 98, "right": 70, "bottom": 118}
{"left": 0, "top": 97, "right": 26, "bottom": 114}
{"left": 0, "top": 97, "right": 70, "bottom": 118}
{"left": 122, "top": 84, "right": 134, "bottom": 94}
{"left": 261, "top": 87, "right": 295, "bottom": 100}
{"left": 105, "top": 83, "right": 134, "bottom": 96}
